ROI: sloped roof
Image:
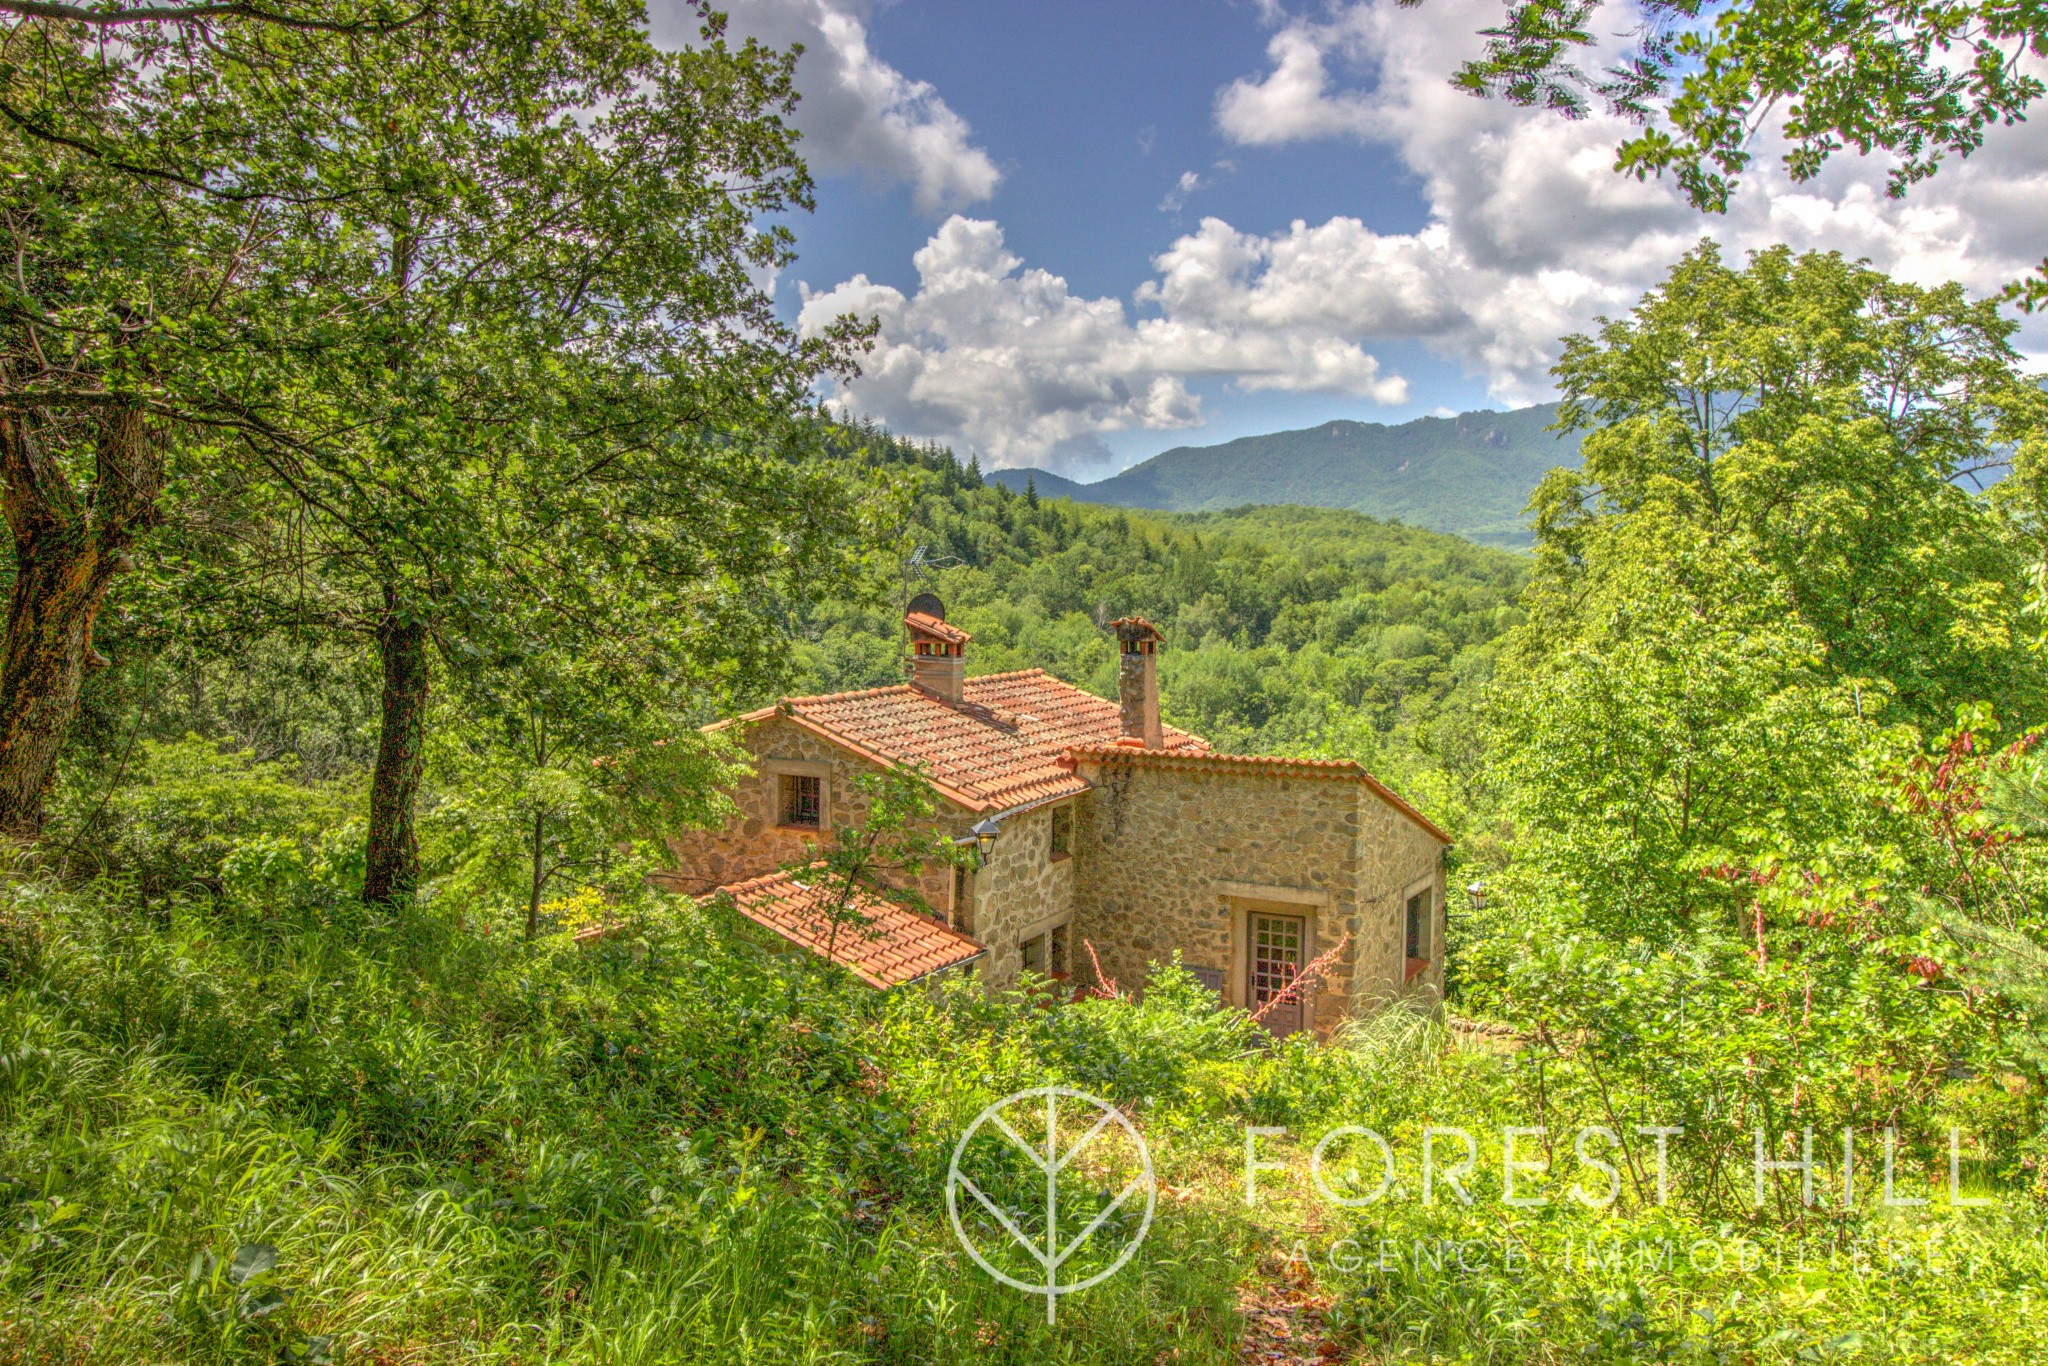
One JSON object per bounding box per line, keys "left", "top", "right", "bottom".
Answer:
{"left": 753, "top": 668, "right": 1208, "bottom": 813}
{"left": 1067, "top": 744, "right": 1454, "bottom": 845}
{"left": 717, "top": 868, "right": 985, "bottom": 988}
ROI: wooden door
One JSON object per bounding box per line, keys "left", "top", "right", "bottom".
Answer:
{"left": 1248, "top": 912, "right": 1307, "bottom": 1037}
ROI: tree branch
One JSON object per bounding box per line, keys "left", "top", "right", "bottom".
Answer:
{"left": 0, "top": 96, "right": 373, "bottom": 207}
{"left": 0, "top": 410, "right": 78, "bottom": 538}
{"left": 0, "top": 1, "right": 428, "bottom": 34}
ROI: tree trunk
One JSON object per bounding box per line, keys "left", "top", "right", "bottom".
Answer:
{"left": 0, "top": 406, "right": 157, "bottom": 840}
{"left": 526, "top": 811, "right": 545, "bottom": 940}
{"left": 363, "top": 592, "right": 430, "bottom": 902}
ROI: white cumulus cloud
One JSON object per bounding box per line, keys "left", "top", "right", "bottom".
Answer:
{"left": 795, "top": 0, "right": 2046, "bottom": 466}
{"left": 799, "top": 216, "right": 1412, "bottom": 469}
{"left": 653, "top": 0, "right": 1000, "bottom": 215}
{"left": 1211, "top": 0, "right": 2048, "bottom": 397}
{"left": 1215, "top": 17, "right": 1379, "bottom": 145}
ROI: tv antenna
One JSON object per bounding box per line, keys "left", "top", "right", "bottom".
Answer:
{"left": 900, "top": 544, "right": 963, "bottom": 668}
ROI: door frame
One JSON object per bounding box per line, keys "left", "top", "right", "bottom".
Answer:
{"left": 1222, "top": 888, "right": 1324, "bottom": 1014}
{"left": 1244, "top": 908, "right": 1312, "bottom": 1036}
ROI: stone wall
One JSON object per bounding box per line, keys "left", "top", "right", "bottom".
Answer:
{"left": 662, "top": 715, "right": 956, "bottom": 915}
{"left": 663, "top": 713, "right": 1078, "bottom": 989}
{"left": 1070, "top": 757, "right": 1358, "bottom": 1029}
{"left": 1070, "top": 755, "right": 1443, "bottom": 1033}
{"left": 1351, "top": 785, "right": 1449, "bottom": 1013}
{"left": 964, "top": 799, "right": 1077, "bottom": 990}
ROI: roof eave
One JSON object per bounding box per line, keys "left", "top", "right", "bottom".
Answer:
{"left": 899, "top": 948, "right": 988, "bottom": 987}
{"left": 1067, "top": 745, "right": 1453, "bottom": 846}
{"left": 701, "top": 704, "right": 782, "bottom": 735}
{"left": 984, "top": 785, "right": 1092, "bottom": 821}
{"left": 1361, "top": 774, "right": 1454, "bottom": 846}
{"left": 723, "top": 889, "right": 987, "bottom": 989}
{"left": 772, "top": 710, "right": 996, "bottom": 813}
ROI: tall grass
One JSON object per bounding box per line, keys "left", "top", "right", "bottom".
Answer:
{"left": 3, "top": 871, "right": 2042, "bottom": 1362}
{"left": 0, "top": 877, "right": 1249, "bottom": 1363}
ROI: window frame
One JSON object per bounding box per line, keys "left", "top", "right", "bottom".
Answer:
{"left": 1048, "top": 803, "right": 1073, "bottom": 859}
{"left": 1221, "top": 886, "right": 1328, "bottom": 1013}
{"left": 1018, "top": 915, "right": 1073, "bottom": 982}
{"left": 1247, "top": 910, "right": 1309, "bottom": 1037}
{"left": 778, "top": 772, "right": 823, "bottom": 830}
{"left": 763, "top": 758, "right": 831, "bottom": 832}
{"left": 1402, "top": 875, "right": 1435, "bottom": 980}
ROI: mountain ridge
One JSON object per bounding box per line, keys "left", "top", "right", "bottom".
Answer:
{"left": 987, "top": 402, "right": 1584, "bottom": 547}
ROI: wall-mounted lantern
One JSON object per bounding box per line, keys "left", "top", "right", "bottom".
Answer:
{"left": 954, "top": 816, "right": 1004, "bottom": 868}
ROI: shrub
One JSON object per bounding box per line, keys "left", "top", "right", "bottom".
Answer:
{"left": 50, "top": 736, "right": 359, "bottom": 902}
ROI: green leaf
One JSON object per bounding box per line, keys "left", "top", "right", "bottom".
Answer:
{"left": 240, "top": 1286, "right": 290, "bottom": 1320}
{"left": 229, "top": 1244, "right": 278, "bottom": 1286}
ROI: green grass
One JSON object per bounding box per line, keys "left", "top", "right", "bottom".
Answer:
{"left": 1, "top": 878, "right": 2041, "bottom": 1363}
{"left": 0, "top": 880, "right": 1255, "bottom": 1364}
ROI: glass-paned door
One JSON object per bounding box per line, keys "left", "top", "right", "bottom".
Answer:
{"left": 1248, "top": 913, "right": 1307, "bottom": 1037}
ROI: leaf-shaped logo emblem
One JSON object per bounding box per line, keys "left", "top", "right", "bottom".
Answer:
{"left": 946, "top": 1086, "right": 1156, "bottom": 1323}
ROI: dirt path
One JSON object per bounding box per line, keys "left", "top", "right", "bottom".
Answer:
{"left": 1235, "top": 1246, "right": 1341, "bottom": 1365}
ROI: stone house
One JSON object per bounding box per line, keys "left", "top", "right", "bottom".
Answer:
{"left": 664, "top": 604, "right": 1450, "bottom": 1036}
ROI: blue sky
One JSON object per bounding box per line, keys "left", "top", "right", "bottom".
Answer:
{"left": 770, "top": 0, "right": 1472, "bottom": 465}
{"left": 781, "top": 1, "right": 1426, "bottom": 298}
{"left": 655, "top": 1, "right": 2048, "bottom": 480}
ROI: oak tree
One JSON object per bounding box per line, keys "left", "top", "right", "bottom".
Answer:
{"left": 0, "top": 3, "right": 875, "bottom": 899}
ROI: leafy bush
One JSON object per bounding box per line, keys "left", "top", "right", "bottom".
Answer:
{"left": 48, "top": 735, "right": 359, "bottom": 902}
{"left": 1024, "top": 958, "right": 1262, "bottom": 1111}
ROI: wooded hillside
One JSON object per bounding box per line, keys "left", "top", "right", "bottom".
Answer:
{"left": 985, "top": 402, "right": 1585, "bottom": 547}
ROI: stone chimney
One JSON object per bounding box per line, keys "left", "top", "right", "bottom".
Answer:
{"left": 1112, "top": 617, "right": 1164, "bottom": 748}
{"left": 907, "top": 606, "right": 971, "bottom": 705}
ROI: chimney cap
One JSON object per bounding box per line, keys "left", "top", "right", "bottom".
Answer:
{"left": 1111, "top": 616, "right": 1165, "bottom": 650}
{"left": 907, "top": 610, "right": 972, "bottom": 646}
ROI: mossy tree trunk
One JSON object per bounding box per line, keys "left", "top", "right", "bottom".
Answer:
{"left": 0, "top": 405, "right": 158, "bottom": 840}
{"left": 362, "top": 591, "right": 430, "bottom": 902}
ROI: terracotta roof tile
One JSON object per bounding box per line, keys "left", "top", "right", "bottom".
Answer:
{"left": 1067, "top": 744, "right": 1453, "bottom": 845}
{"left": 775, "top": 668, "right": 1208, "bottom": 812}
{"left": 905, "top": 611, "right": 972, "bottom": 645}
{"left": 716, "top": 867, "right": 985, "bottom": 988}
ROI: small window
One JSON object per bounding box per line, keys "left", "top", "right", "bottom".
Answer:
{"left": 1049, "top": 805, "right": 1073, "bottom": 858}
{"left": 1020, "top": 933, "right": 1046, "bottom": 974}
{"left": 1049, "top": 923, "right": 1069, "bottom": 977}
{"left": 1405, "top": 890, "right": 1428, "bottom": 961}
{"left": 779, "top": 773, "right": 821, "bottom": 828}
{"left": 953, "top": 862, "right": 971, "bottom": 917}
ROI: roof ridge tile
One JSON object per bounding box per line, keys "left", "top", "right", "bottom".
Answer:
{"left": 725, "top": 667, "right": 1212, "bottom": 816}
{"left": 782, "top": 682, "right": 916, "bottom": 707}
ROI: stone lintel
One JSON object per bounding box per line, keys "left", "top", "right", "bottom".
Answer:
{"left": 1212, "top": 879, "right": 1333, "bottom": 908}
